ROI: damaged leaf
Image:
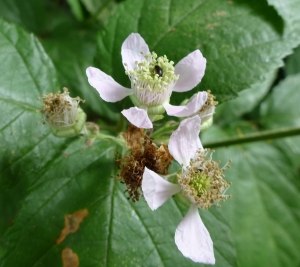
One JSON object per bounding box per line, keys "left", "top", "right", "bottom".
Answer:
{"left": 56, "top": 209, "right": 89, "bottom": 244}
{"left": 62, "top": 248, "right": 79, "bottom": 267}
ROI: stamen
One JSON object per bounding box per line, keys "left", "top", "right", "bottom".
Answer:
{"left": 125, "top": 51, "right": 179, "bottom": 106}
{"left": 178, "top": 149, "right": 231, "bottom": 210}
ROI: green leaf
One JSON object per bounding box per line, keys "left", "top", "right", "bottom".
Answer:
{"left": 0, "top": 18, "right": 235, "bottom": 266}
{"left": 285, "top": 45, "right": 300, "bottom": 76}
{"left": 0, "top": 0, "right": 116, "bottom": 119}
{"left": 215, "top": 71, "right": 276, "bottom": 122}
{"left": 0, "top": 0, "right": 47, "bottom": 34}
{"left": 96, "top": 0, "right": 300, "bottom": 104}
{"left": 41, "top": 26, "right": 118, "bottom": 122}
{"left": 67, "top": 0, "right": 85, "bottom": 21}
{"left": 260, "top": 73, "right": 300, "bottom": 167}
{"left": 201, "top": 126, "right": 300, "bottom": 267}
{"left": 201, "top": 70, "right": 300, "bottom": 266}
{"left": 267, "top": 0, "right": 300, "bottom": 44}
{"left": 80, "top": 0, "right": 118, "bottom": 25}
{"left": 260, "top": 73, "right": 300, "bottom": 129}
{"left": 0, "top": 141, "right": 236, "bottom": 267}
{"left": 0, "top": 1, "right": 74, "bottom": 35}
{"left": 0, "top": 17, "right": 60, "bottom": 237}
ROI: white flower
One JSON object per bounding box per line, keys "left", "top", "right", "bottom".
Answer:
{"left": 142, "top": 116, "right": 231, "bottom": 264}
{"left": 86, "top": 33, "right": 207, "bottom": 129}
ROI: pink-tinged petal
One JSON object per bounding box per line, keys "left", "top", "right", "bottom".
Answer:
{"left": 121, "top": 33, "right": 150, "bottom": 71}
{"left": 142, "top": 167, "right": 181, "bottom": 210}
{"left": 163, "top": 92, "right": 207, "bottom": 117}
{"left": 86, "top": 67, "right": 133, "bottom": 102}
{"left": 121, "top": 107, "right": 153, "bottom": 129}
{"left": 175, "top": 205, "right": 215, "bottom": 264}
{"left": 173, "top": 50, "right": 206, "bottom": 92}
{"left": 168, "top": 116, "right": 203, "bottom": 166}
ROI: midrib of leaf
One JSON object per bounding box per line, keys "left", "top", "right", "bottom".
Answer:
{"left": 104, "top": 177, "right": 115, "bottom": 267}
{"left": 126, "top": 189, "right": 165, "bottom": 266}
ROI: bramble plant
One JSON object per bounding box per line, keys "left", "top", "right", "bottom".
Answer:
{"left": 1, "top": 1, "right": 300, "bottom": 267}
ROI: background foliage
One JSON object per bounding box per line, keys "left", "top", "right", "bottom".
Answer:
{"left": 0, "top": 0, "right": 300, "bottom": 266}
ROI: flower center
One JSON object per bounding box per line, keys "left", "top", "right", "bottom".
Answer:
{"left": 125, "top": 52, "right": 179, "bottom": 106}
{"left": 189, "top": 172, "right": 211, "bottom": 197}
{"left": 178, "top": 149, "right": 232, "bottom": 210}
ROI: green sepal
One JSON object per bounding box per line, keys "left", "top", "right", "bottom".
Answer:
{"left": 129, "top": 94, "right": 167, "bottom": 116}
{"left": 129, "top": 94, "right": 142, "bottom": 107}
{"left": 173, "top": 191, "right": 191, "bottom": 208}
{"left": 201, "top": 117, "right": 213, "bottom": 131}
{"left": 50, "top": 108, "right": 87, "bottom": 138}
{"left": 148, "top": 114, "right": 164, "bottom": 122}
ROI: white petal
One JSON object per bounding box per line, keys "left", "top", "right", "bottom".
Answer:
{"left": 163, "top": 92, "right": 207, "bottom": 117}
{"left": 121, "top": 33, "right": 150, "bottom": 71}
{"left": 173, "top": 50, "right": 206, "bottom": 92}
{"left": 121, "top": 107, "right": 153, "bottom": 129}
{"left": 86, "top": 67, "right": 133, "bottom": 102}
{"left": 142, "top": 167, "right": 181, "bottom": 210}
{"left": 168, "top": 116, "right": 203, "bottom": 166}
{"left": 175, "top": 205, "right": 215, "bottom": 264}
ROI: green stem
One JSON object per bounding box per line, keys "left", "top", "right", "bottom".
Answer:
{"left": 203, "top": 126, "right": 300, "bottom": 148}
{"left": 151, "top": 124, "right": 178, "bottom": 139}
{"left": 95, "top": 133, "right": 125, "bottom": 147}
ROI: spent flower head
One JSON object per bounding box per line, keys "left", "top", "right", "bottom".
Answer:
{"left": 116, "top": 124, "right": 173, "bottom": 202}
{"left": 39, "top": 88, "right": 86, "bottom": 138}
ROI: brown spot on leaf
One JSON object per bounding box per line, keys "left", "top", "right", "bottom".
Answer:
{"left": 56, "top": 209, "right": 88, "bottom": 244}
{"left": 62, "top": 248, "right": 79, "bottom": 267}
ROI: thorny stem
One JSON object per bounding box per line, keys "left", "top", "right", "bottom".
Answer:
{"left": 202, "top": 126, "right": 300, "bottom": 148}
